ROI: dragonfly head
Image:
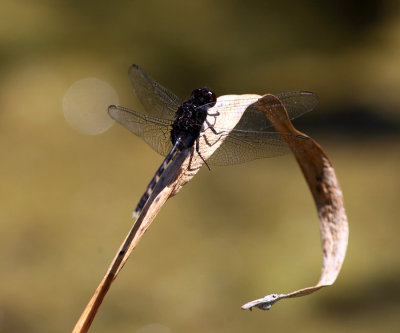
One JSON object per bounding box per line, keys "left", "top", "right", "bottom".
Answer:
{"left": 190, "top": 88, "right": 217, "bottom": 109}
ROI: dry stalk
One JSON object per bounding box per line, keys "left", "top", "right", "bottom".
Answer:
{"left": 72, "top": 93, "right": 348, "bottom": 331}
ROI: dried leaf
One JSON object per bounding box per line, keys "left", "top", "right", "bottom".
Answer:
{"left": 72, "top": 93, "right": 348, "bottom": 332}
{"left": 241, "top": 94, "right": 349, "bottom": 311}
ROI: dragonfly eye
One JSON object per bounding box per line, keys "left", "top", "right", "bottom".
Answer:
{"left": 191, "top": 88, "right": 217, "bottom": 107}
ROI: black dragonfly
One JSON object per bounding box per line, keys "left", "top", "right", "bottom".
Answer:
{"left": 108, "top": 65, "right": 319, "bottom": 219}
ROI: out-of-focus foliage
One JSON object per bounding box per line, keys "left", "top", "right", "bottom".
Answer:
{"left": 0, "top": 1, "right": 399, "bottom": 332}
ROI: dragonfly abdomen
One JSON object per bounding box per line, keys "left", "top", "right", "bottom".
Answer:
{"left": 132, "top": 143, "right": 178, "bottom": 219}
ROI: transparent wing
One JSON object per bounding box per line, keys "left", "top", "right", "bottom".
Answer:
{"left": 206, "top": 130, "right": 313, "bottom": 166}
{"left": 277, "top": 91, "right": 319, "bottom": 121}
{"left": 128, "top": 64, "right": 182, "bottom": 120}
{"left": 129, "top": 64, "right": 317, "bottom": 129}
{"left": 108, "top": 105, "right": 174, "bottom": 156}
{"left": 212, "top": 91, "right": 319, "bottom": 132}
{"left": 205, "top": 92, "right": 318, "bottom": 165}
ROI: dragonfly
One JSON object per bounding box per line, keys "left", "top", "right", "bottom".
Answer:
{"left": 108, "top": 65, "right": 319, "bottom": 219}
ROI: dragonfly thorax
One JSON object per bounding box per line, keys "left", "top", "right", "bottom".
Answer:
{"left": 170, "top": 87, "right": 217, "bottom": 149}
{"left": 190, "top": 87, "right": 217, "bottom": 107}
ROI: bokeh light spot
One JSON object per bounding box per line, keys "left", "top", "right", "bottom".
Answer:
{"left": 62, "top": 77, "right": 119, "bottom": 135}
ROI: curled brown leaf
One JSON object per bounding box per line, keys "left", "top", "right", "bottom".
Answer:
{"left": 242, "top": 94, "right": 348, "bottom": 311}
{"left": 73, "top": 93, "right": 348, "bottom": 332}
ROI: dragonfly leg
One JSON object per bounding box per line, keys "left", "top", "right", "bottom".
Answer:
{"left": 207, "top": 110, "right": 220, "bottom": 117}
{"left": 196, "top": 138, "right": 211, "bottom": 171}
{"left": 204, "top": 119, "right": 223, "bottom": 135}
{"left": 201, "top": 132, "right": 223, "bottom": 149}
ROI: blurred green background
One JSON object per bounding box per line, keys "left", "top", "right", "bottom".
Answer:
{"left": 1, "top": 0, "right": 400, "bottom": 332}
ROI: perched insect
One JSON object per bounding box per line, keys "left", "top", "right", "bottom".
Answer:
{"left": 109, "top": 65, "right": 318, "bottom": 218}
